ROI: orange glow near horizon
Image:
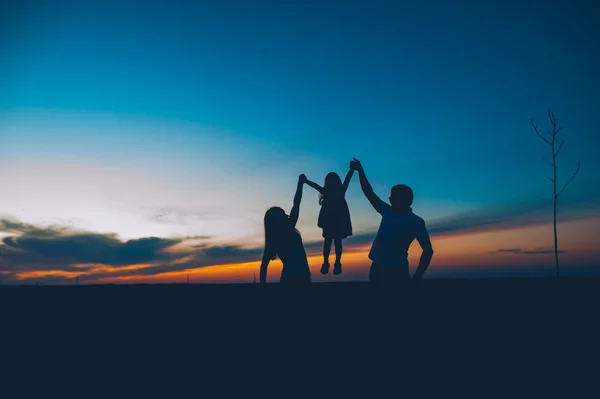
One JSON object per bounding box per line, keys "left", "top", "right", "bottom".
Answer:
{"left": 14, "top": 263, "right": 152, "bottom": 281}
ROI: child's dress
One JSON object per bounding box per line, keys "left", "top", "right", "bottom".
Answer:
{"left": 318, "top": 190, "right": 353, "bottom": 239}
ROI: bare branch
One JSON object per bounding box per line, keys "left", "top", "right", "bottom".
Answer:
{"left": 555, "top": 126, "right": 563, "bottom": 135}
{"left": 547, "top": 177, "right": 554, "bottom": 183}
{"left": 531, "top": 119, "right": 552, "bottom": 144}
{"left": 542, "top": 156, "right": 553, "bottom": 167}
{"left": 557, "top": 161, "right": 581, "bottom": 197}
{"left": 548, "top": 109, "right": 558, "bottom": 126}
{"left": 555, "top": 140, "right": 564, "bottom": 157}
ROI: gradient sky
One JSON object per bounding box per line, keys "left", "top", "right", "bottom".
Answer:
{"left": 1, "top": 0, "right": 599, "bottom": 284}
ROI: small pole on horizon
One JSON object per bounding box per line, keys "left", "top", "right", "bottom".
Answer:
{"left": 253, "top": 272, "right": 256, "bottom": 284}
{"left": 187, "top": 273, "right": 190, "bottom": 284}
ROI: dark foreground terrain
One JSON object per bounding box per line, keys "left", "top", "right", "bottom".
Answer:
{"left": 2, "top": 278, "right": 600, "bottom": 395}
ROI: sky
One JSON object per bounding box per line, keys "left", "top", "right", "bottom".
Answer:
{"left": 1, "top": 0, "right": 599, "bottom": 284}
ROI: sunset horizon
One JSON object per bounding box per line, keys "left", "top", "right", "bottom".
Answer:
{"left": 2, "top": 0, "right": 599, "bottom": 284}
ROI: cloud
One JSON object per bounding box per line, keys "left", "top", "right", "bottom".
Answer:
{"left": 202, "top": 245, "right": 263, "bottom": 259}
{"left": 3, "top": 234, "right": 179, "bottom": 266}
{"left": 0, "top": 218, "right": 267, "bottom": 281}
{"left": 426, "top": 197, "right": 599, "bottom": 236}
{"left": 0, "top": 218, "right": 69, "bottom": 236}
{"left": 148, "top": 206, "right": 230, "bottom": 224}
{"left": 0, "top": 218, "right": 182, "bottom": 271}
{"left": 490, "top": 248, "right": 567, "bottom": 256}
{"left": 183, "top": 235, "right": 213, "bottom": 240}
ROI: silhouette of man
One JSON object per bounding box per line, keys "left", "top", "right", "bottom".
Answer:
{"left": 350, "top": 158, "right": 434, "bottom": 288}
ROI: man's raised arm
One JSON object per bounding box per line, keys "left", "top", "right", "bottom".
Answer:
{"left": 351, "top": 158, "right": 385, "bottom": 213}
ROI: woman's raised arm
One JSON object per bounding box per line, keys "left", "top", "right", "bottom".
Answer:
{"left": 289, "top": 174, "right": 306, "bottom": 228}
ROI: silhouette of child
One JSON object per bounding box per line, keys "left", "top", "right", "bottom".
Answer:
{"left": 305, "top": 169, "right": 354, "bottom": 275}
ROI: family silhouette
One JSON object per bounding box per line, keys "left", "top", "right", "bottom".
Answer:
{"left": 259, "top": 159, "right": 434, "bottom": 288}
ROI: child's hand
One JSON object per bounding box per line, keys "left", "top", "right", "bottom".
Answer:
{"left": 299, "top": 174, "right": 308, "bottom": 184}
{"left": 350, "top": 158, "right": 363, "bottom": 172}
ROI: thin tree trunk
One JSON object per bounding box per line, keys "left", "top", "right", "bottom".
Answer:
{"left": 531, "top": 109, "right": 579, "bottom": 278}
{"left": 552, "top": 140, "right": 559, "bottom": 277}
{"left": 553, "top": 194, "right": 559, "bottom": 277}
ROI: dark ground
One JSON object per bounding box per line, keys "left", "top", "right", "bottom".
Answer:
{"left": 2, "top": 279, "right": 600, "bottom": 396}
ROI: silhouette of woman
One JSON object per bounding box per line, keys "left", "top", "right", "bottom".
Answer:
{"left": 304, "top": 168, "right": 354, "bottom": 275}
{"left": 260, "top": 174, "right": 312, "bottom": 285}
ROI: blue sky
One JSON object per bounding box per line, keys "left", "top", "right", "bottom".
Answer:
{"left": 1, "top": 0, "right": 599, "bottom": 282}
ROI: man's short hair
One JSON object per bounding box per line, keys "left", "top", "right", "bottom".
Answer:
{"left": 390, "top": 184, "right": 414, "bottom": 208}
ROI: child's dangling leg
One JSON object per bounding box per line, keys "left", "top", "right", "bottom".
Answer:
{"left": 333, "top": 238, "right": 343, "bottom": 275}
{"left": 321, "top": 238, "right": 332, "bottom": 274}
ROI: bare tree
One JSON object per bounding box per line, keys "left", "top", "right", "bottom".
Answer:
{"left": 531, "top": 109, "right": 580, "bottom": 277}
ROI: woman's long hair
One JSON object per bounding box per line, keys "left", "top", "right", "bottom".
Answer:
{"left": 319, "top": 172, "right": 343, "bottom": 206}
{"left": 264, "top": 207, "right": 299, "bottom": 260}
